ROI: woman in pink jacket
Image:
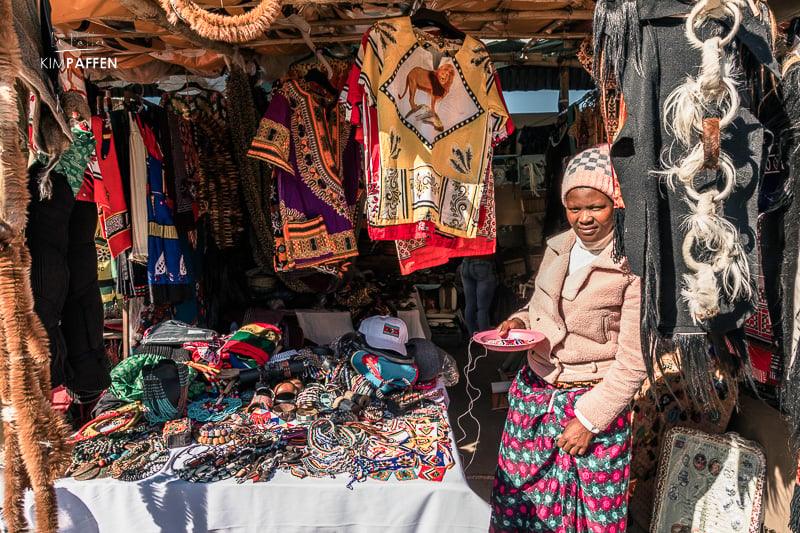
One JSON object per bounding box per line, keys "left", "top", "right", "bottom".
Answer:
{"left": 490, "top": 145, "right": 646, "bottom": 533}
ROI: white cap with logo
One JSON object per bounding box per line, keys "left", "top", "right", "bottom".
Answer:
{"left": 358, "top": 315, "right": 408, "bottom": 356}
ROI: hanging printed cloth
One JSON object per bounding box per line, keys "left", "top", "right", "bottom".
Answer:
{"left": 161, "top": 90, "right": 243, "bottom": 249}
{"left": 138, "top": 116, "right": 192, "bottom": 304}
{"left": 247, "top": 61, "right": 361, "bottom": 272}
{"left": 53, "top": 118, "right": 95, "bottom": 195}
{"left": 95, "top": 223, "right": 118, "bottom": 311}
{"left": 91, "top": 114, "right": 132, "bottom": 258}
{"left": 396, "top": 164, "right": 497, "bottom": 274}
{"left": 128, "top": 112, "right": 150, "bottom": 264}
{"left": 342, "top": 17, "right": 512, "bottom": 241}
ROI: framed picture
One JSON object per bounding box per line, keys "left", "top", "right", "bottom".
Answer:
{"left": 651, "top": 427, "right": 766, "bottom": 533}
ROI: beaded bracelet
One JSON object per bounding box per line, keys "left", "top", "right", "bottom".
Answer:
{"left": 295, "top": 407, "right": 318, "bottom": 424}
{"left": 195, "top": 422, "right": 234, "bottom": 445}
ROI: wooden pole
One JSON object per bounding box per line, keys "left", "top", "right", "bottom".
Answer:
{"left": 122, "top": 299, "right": 130, "bottom": 359}
{"left": 559, "top": 65, "right": 570, "bottom": 112}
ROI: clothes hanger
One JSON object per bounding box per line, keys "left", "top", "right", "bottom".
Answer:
{"left": 176, "top": 74, "right": 203, "bottom": 96}
{"left": 282, "top": 13, "right": 333, "bottom": 79}
{"left": 410, "top": 8, "right": 465, "bottom": 40}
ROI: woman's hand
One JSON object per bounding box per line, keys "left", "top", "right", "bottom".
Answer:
{"left": 557, "top": 418, "right": 595, "bottom": 456}
{"left": 497, "top": 318, "right": 525, "bottom": 337}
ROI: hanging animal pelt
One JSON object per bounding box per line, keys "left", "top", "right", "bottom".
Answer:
{"left": 0, "top": 0, "right": 74, "bottom": 530}
{"left": 12, "top": 0, "right": 71, "bottom": 201}
{"left": 628, "top": 0, "right": 760, "bottom": 404}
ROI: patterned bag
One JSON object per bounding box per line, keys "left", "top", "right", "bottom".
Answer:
{"left": 350, "top": 349, "right": 418, "bottom": 396}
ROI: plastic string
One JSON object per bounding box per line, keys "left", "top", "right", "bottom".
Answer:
{"left": 456, "top": 338, "right": 488, "bottom": 471}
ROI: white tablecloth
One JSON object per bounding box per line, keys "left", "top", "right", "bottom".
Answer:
{"left": 22, "top": 418, "right": 489, "bottom": 532}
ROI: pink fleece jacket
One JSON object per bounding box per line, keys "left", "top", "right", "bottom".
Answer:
{"left": 510, "top": 229, "right": 646, "bottom": 431}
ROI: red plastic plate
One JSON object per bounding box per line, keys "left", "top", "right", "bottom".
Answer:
{"left": 472, "top": 329, "right": 545, "bottom": 352}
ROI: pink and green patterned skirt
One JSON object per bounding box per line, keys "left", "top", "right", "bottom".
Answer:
{"left": 490, "top": 366, "right": 632, "bottom": 533}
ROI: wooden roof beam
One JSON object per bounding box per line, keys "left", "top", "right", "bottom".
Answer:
{"left": 246, "top": 30, "right": 589, "bottom": 47}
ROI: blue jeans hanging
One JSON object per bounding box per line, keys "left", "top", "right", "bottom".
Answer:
{"left": 461, "top": 257, "right": 497, "bottom": 335}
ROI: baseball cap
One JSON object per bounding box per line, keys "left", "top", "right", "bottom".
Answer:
{"left": 358, "top": 315, "right": 408, "bottom": 356}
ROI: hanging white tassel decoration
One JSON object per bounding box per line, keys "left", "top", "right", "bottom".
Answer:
{"left": 660, "top": 0, "right": 751, "bottom": 323}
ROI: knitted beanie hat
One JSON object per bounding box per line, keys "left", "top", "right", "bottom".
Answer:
{"left": 561, "top": 144, "right": 616, "bottom": 205}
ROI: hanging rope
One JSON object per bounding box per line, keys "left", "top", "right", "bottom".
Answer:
{"left": 161, "top": 0, "right": 282, "bottom": 43}
{"left": 659, "top": 0, "right": 752, "bottom": 324}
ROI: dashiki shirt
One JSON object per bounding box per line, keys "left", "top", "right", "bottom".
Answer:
{"left": 248, "top": 65, "right": 361, "bottom": 272}
{"left": 342, "top": 17, "right": 512, "bottom": 242}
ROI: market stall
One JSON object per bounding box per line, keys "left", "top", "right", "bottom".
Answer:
{"left": 1, "top": 0, "right": 800, "bottom": 532}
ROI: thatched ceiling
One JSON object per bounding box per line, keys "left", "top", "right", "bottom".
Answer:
{"left": 49, "top": 0, "right": 798, "bottom": 81}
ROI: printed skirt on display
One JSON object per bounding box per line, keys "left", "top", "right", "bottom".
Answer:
{"left": 490, "top": 366, "right": 632, "bottom": 533}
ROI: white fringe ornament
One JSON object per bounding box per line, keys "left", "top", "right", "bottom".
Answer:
{"left": 660, "top": 0, "right": 751, "bottom": 323}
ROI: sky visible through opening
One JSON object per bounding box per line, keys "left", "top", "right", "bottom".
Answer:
{"left": 503, "top": 90, "right": 589, "bottom": 114}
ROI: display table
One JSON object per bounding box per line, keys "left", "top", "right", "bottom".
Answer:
{"left": 20, "top": 413, "right": 489, "bottom": 532}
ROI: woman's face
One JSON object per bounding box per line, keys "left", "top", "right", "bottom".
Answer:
{"left": 564, "top": 187, "right": 614, "bottom": 243}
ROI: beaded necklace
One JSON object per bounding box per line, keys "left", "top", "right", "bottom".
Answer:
{"left": 108, "top": 435, "right": 170, "bottom": 481}
{"left": 185, "top": 361, "right": 222, "bottom": 396}
{"left": 73, "top": 403, "right": 143, "bottom": 442}
{"left": 68, "top": 434, "right": 131, "bottom": 480}
{"left": 187, "top": 395, "right": 242, "bottom": 421}
{"left": 142, "top": 362, "right": 190, "bottom": 423}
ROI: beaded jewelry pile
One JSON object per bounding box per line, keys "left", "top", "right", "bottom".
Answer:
{"left": 67, "top": 336, "right": 456, "bottom": 488}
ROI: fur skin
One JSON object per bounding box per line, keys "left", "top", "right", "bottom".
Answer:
{"left": 0, "top": 0, "right": 74, "bottom": 529}
{"left": 160, "top": 0, "right": 281, "bottom": 44}
{"left": 592, "top": 0, "right": 642, "bottom": 85}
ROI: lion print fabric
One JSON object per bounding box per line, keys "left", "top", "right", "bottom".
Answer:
{"left": 342, "top": 17, "right": 512, "bottom": 244}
